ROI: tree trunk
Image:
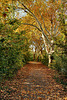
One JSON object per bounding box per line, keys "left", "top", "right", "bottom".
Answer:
{"left": 33, "top": 47, "right": 36, "bottom": 61}
{"left": 48, "top": 54, "right": 51, "bottom": 67}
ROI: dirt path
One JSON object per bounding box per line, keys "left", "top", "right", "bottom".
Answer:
{"left": 0, "top": 62, "right": 67, "bottom": 100}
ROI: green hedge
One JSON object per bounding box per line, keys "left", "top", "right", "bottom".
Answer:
{"left": 51, "top": 53, "right": 67, "bottom": 77}
{"left": 0, "top": 42, "right": 22, "bottom": 80}
{"left": 0, "top": 22, "right": 30, "bottom": 81}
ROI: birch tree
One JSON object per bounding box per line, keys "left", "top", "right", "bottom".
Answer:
{"left": 14, "top": 0, "right": 62, "bottom": 66}
{"left": 0, "top": 0, "right": 62, "bottom": 66}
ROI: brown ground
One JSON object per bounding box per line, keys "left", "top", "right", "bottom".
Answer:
{"left": 0, "top": 62, "right": 67, "bottom": 100}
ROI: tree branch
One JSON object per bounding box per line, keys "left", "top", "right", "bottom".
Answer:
{"left": 39, "top": 10, "right": 51, "bottom": 36}
{"left": 21, "top": 23, "right": 41, "bottom": 32}
{"left": 54, "top": 24, "right": 59, "bottom": 34}
{"left": 18, "top": 0, "right": 51, "bottom": 43}
{"left": 54, "top": 32, "right": 60, "bottom": 37}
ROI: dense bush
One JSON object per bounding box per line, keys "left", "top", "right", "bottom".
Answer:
{"left": 0, "top": 44, "right": 19, "bottom": 79}
{"left": 22, "top": 52, "right": 31, "bottom": 64}
{"left": 41, "top": 54, "right": 49, "bottom": 66}
{"left": 51, "top": 52, "right": 67, "bottom": 77}
{"left": 0, "top": 37, "right": 28, "bottom": 80}
{"left": 29, "top": 54, "right": 34, "bottom": 61}
{"left": 0, "top": 23, "right": 30, "bottom": 81}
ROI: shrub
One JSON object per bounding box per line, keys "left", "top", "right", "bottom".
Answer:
{"left": 51, "top": 53, "right": 67, "bottom": 77}
{"left": 41, "top": 54, "right": 49, "bottom": 66}
{"left": 0, "top": 41, "right": 23, "bottom": 80}
{"left": 0, "top": 29, "right": 30, "bottom": 81}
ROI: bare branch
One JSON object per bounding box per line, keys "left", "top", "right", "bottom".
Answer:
{"left": 18, "top": 0, "right": 39, "bottom": 22}
{"left": 15, "top": 7, "right": 24, "bottom": 10}
{"left": 16, "top": 7, "right": 33, "bottom": 16}
{"left": 54, "top": 25, "right": 59, "bottom": 34}
{"left": 21, "top": 23, "right": 41, "bottom": 32}
{"left": 54, "top": 32, "right": 60, "bottom": 37}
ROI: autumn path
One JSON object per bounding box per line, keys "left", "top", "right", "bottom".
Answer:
{"left": 1, "top": 62, "right": 67, "bottom": 100}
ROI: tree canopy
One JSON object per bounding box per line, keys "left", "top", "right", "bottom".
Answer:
{"left": 0, "top": 0, "right": 67, "bottom": 79}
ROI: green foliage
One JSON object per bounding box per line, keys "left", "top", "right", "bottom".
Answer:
{"left": 51, "top": 53, "right": 62, "bottom": 72}
{"left": 51, "top": 4, "right": 67, "bottom": 77}
{"left": 41, "top": 54, "right": 49, "bottom": 66}
{"left": 0, "top": 23, "right": 4, "bottom": 29}
{"left": 51, "top": 52, "right": 67, "bottom": 77}
{"left": 28, "top": 52, "right": 34, "bottom": 61}
{"left": 22, "top": 52, "right": 31, "bottom": 64}
{"left": 9, "top": 19, "right": 19, "bottom": 25}
{"left": 0, "top": 42, "right": 20, "bottom": 79}
{"left": 0, "top": 21, "right": 30, "bottom": 81}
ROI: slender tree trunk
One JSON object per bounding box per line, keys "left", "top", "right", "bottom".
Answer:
{"left": 33, "top": 47, "right": 36, "bottom": 61}
{"left": 48, "top": 54, "right": 51, "bottom": 66}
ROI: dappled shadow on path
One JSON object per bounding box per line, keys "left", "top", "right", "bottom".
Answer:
{"left": 0, "top": 62, "right": 67, "bottom": 100}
